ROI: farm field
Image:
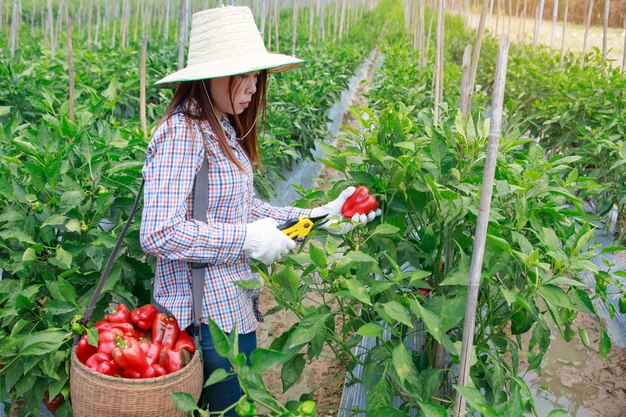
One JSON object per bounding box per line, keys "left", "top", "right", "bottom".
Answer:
{"left": 1, "top": 1, "right": 626, "bottom": 417}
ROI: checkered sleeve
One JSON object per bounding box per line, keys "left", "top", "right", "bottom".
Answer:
{"left": 140, "top": 113, "right": 246, "bottom": 265}
{"left": 250, "top": 198, "right": 312, "bottom": 223}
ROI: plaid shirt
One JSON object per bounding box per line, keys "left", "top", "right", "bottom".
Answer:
{"left": 140, "top": 102, "right": 310, "bottom": 333}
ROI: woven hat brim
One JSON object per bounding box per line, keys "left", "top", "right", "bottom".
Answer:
{"left": 155, "top": 53, "right": 305, "bottom": 87}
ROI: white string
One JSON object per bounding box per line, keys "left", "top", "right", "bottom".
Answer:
{"left": 201, "top": 80, "right": 258, "bottom": 141}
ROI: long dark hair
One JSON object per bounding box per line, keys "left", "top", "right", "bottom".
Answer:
{"left": 157, "top": 70, "right": 268, "bottom": 171}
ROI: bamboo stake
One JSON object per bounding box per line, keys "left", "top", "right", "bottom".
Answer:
{"left": 580, "top": 0, "right": 594, "bottom": 69}
{"left": 29, "top": 3, "right": 33, "bottom": 37}
{"left": 164, "top": 0, "right": 170, "bottom": 42}
{"left": 111, "top": 0, "right": 117, "bottom": 47}
{"left": 291, "top": 0, "right": 298, "bottom": 55}
{"left": 178, "top": 0, "right": 188, "bottom": 70}
{"left": 622, "top": 16, "right": 626, "bottom": 73}
{"left": 601, "top": 0, "right": 610, "bottom": 64}
{"left": 495, "top": 0, "right": 500, "bottom": 35}
{"left": 317, "top": 0, "right": 323, "bottom": 43}
{"left": 453, "top": 35, "right": 510, "bottom": 417}
{"left": 559, "top": 0, "right": 568, "bottom": 68}
{"left": 533, "top": 0, "right": 544, "bottom": 50}
{"left": 339, "top": 0, "right": 346, "bottom": 38}
{"left": 95, "top": 3, "right": 100, "bottom": 45}
{"left": 87, "top": 0, "right": 93, "bottom": 47}
{"left": 66, "top": 11, "right": 75, "bottom": 123}
{"left": 519, "top": 0, "right": 526, "bottom": 45}
{"left": 460, "top": 43, "right": 472, "bottom": 115}
{"left": 308, "top": 2, "right": 313, "bottom": 44}
{"left": 0, "top": 0, "right": 3, "bottom": 31}
{"left": 433, "top": 0, "right": 444, "bottom": 123}
{"left": 333, "top": 0, "right": 339, "bottom": 41}
{"left": 549, "top": 0, "right": 557, "bottom": 48}
{"left": 273, "top": 0, "right": 279, "bottom": 53}
{"left": 507, "top": 0, "right": 511, "bottom": 38}
{"left": 9, "top": 0, "right": 18, "bottom": 58}
{"left": 267, "top": 0, "right": 272, "bottom": 48}
{"left": 133, "top": 0, "right": 141, "bottom": 43}
{"left": 425, "top": 1, "right": 434, "bottom": 66}
{"left": 487, "top": 0, "right": 493, "bottom": 30}
{"left": 419, "top": 0, "right": 425, "bottom": 64}
{"left": 438, "top": 0, "right": 445, "bottom": 104}
{"left": 260, "top": 0, "right": 266, "bottom": 40}
{"left": 467, "top": 0, "right": 489, "bottom": 112}
{"left": 140, "top": 32, "right": 147, "bottom": 138}
{"left": 47, "top": 0, "right": 54, "bottom": 56}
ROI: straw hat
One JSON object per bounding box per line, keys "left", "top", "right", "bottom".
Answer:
{"left": 155, "top": 6, "right": 305, "bottom": 86}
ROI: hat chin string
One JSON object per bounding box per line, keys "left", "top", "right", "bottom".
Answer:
{"left": 201, "top": 81, "right": 257, "bottom": 141}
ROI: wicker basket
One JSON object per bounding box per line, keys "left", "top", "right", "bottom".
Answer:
{"left": 70, "top": 346, "right": 203, "bottom": 417}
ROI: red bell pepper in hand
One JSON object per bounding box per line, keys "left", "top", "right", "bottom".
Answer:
{"left": 76, "top": 334, "right": 98, "bottom": 364}
{"left": 112, "top": 337, "right": 149, "bottom": 376}
{"left": 131, "top": 304, "right": 158, "bottom": 330}
{"left": 152, "top": 313, "right": 180, "bottom": 349}
{"left": 142, "top": 363, "right": 168, "bottom": 378}
{"left": 104, "top": 303, "right": 132, "bottom": 323}
{"left": 173, "top": 330, "right": 195, "bottom": 354}
{"left": 341, "top": 186, "right": 379, "bottom": 219}
{"left": 139, "top": 339, "right": 162, "bottom": 366}
{"left": 98, "top": 329, "right": 124, "bottom": 356}
{"left": 161, "top": 348, "right": 191, "bottom": 374}
{"left": 86, "top": 352, "right": 122, "bottom": 376}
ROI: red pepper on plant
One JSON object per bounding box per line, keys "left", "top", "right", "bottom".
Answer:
{"left": 152, "top": 313, "right": 180, "bottom": 349}
{"left": 104, "top": 303, "right": 132, "bottom": 324}
{"left": 76, "top": 334, "right": 98, "bottom": 365}
{"left": 131, "top": 304, "right": 158, "bottom": 330}
{"left": 111, "top": 336, "right": 149, "bottom": 376}
{"left": 85, "top": 353, "right": 122, "bottom": 376}
{"left": 173, "top": 330, "right": 195, "bottom": 354}
{"left": 341, "top": 186, "right": 379, "bottom": 218}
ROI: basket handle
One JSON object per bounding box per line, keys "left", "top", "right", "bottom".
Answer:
{"left": 80, "top": 180, "right": 145, "bottom": 326}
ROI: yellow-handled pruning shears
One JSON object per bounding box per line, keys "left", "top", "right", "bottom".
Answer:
{"left": 277, "top": 214, "right": 329, "bottom": 240}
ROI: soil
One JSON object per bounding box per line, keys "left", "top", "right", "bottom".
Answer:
{"left": 520, "top": 309, "right": 626, "bottom": 417}
{"left": 255, "top": 48, "right": 382, "bottom": 415}
{"left": 462, "top": 10, "right": 625, "bottom": 68}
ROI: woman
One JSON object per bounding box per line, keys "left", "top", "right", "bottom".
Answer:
{"left": 140, "top": 6, "right": 380, "bottom": 415}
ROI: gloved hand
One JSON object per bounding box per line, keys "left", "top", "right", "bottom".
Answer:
{"left": 310, "top": 186, "right": 382, "bottom": 234}
{"left": 243, "top": 218, "right": 296, "bottom": 264}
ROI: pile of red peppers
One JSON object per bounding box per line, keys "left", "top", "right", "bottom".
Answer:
{"left": 76, "top": 303, "right": 195, "bottom": 379}
{"left": 341, "top": 186, "right": 379, "bottom": 218}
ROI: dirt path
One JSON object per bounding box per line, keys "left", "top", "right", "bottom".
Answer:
{"left": 461, "top": 11, "right": 626, "bottom": 68}
{"left": 255, "top": 48, "right": 382, "bottom": 416}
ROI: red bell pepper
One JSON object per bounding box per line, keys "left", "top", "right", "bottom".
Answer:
{"left": 173, "top": 330, "right": 195, "bottom": 354}
{"left": 95, "top": 320, "right": 135, "bottom": 336}
{"left": 98, "top": 329, "right": 124, "bottom": 356}
{"left": 104, "top": 303, "right": 132, "bottom": 323}
{"left": 161, "top": 348, "right": 191, "bottom": 374}
{"left": 152, "top": 313, "right": 180, "bottom": 349}
{"left": 142, "top": 363, "right": 168, "bottom": 378}
{"left": 139, "top": 339, "right": 162, "bottom": 366}
{"left": 76, "top": 334, "right": 98, "bottom": 365}
{"left": 131, "top": 304, "right": 158, "bottom": 330}
{"left": 112, "top": 336, "right": 149, "bottom": 376}
{"left": 341, "top": 186, "right": 379, "bottom": 218}
{"left": 86, "top": 352, "right": 121, "bottom": 376}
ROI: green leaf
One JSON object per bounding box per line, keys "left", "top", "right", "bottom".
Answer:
{"left": 366, "top": 378, "right": 393, "bottom": 411}
{"left": 439, "top": 269, "right": 469, "bottom": 286}
{"left": 345, "top": 251, "right": 377, "bottom": 264}
{"left": 59, "top": 191, "right": 84, "bottom": 213}
{"left": 430, "top": 132, "right": 448, "bottom": 163}
{"left": 52, "top": 247, "right": 73, "bottom": 270}
{"left": 204, "top": 368, "right": 230, "bottom": 387}
{"left": 207, "top": 318, "right": 231, "bottom": 357}
{"left": 546, "top": 410, "right": 571, "bottom": 417}
{"left": 343, "top": 278, "right": 371, "bottom": 305}
{"left": 41, "top": 214, "right": 69, "bottom": 229}
{"left": 370, "top": 224, "right": 399, "bottom": 236}
{"left": 171, "top": 392, "right": 202, "bottom": 413}
{"left": 392, "top": 343, "right": 415, "bottom": 383}
{"left": 309, "top": 242, "right": 327, "bottom": 269}
{"left": 232, "top": 279, "right": 261, "bottom": 289}
{"left": 368, "top": 407, "right": 411, "bottom": 417}
{"left": 250, "top": 348, "right": 285, "bottom": 373}
{"left": 417, "top": 401, "right": 448, "bottom": 417}
{"left": 0, "top": 229, "right": 35, "bottom": 245}
{"left": 86, "top": 327, "right": 99, "bottom": 347}
{"left": 600, "top": 330, "right": 611, "bottom": 358}
{"left": 20, "top": 331, "right": 68, "bottom": 356}
{"left": 356, "top": 322, "right": 384, "bottom": 337}
{"left": 382, "top": 301, "right": 412, "bottom": 327}
{"left": 281, "top": 353, "right": 305, "bottom": 392}
{"left": 537, "top": 285, "right": 572, "bottom": 309}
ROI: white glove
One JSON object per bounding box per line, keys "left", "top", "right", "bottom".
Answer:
{"left": 243, "top": 218, "right": 296, "bottom": 264}
{"left": 310, "top": 186, "right": 382, "bottom": 234}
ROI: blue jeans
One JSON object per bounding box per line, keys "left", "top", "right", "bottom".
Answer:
{"left": 186, "top": 324, "right": 256, "bottom": 417}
